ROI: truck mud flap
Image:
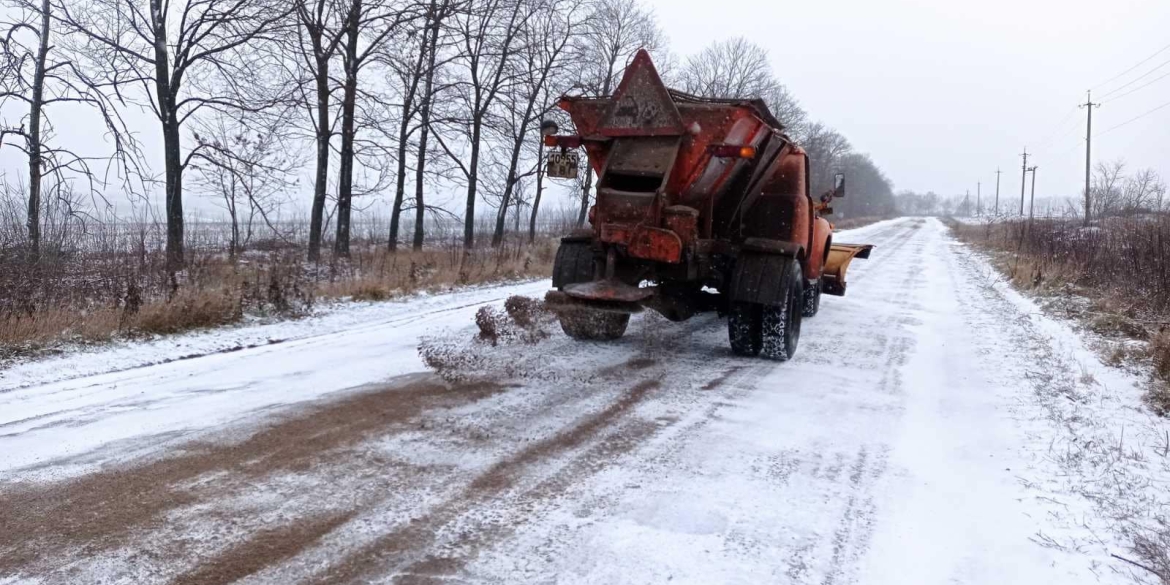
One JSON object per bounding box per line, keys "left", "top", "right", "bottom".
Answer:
{"left": 822, "top": 244, "right": 874, "bottom": 296}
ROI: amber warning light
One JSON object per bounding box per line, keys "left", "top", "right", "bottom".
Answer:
{"left": 709, "top": 144, "right": 756, "bottom": 159}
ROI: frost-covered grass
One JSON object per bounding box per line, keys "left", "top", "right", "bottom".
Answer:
{"left": 952, "top": 216, "right": 1170, "bottom": 419}
{"left": 0, "top": 225, "right": 559, "bottom": 365}
{"left": 952, "top": 217, "right": 1170, "bottom": 583}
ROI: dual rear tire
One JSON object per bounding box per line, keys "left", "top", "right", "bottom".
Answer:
{"left": 728, "top": 259, "right": 804, "bottom": 361}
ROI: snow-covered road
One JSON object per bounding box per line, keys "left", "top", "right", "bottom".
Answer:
{"left": 3, "top": 217, "right": 1168, "bottom": 584}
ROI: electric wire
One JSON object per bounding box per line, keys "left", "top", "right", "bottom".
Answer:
{"left": 1098, "top": 57, "right": 1170, "bottom": 100}
{"left": 1091, "top": 41, "right": 1170, "bottom": 92}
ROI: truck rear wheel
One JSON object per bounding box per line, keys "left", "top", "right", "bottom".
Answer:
{"left": 802, "top": 278, "right": 822, "bottom": 318}
{"left": 559, "top": 310, "right": 629, "bottom": 340}
{"left": 552, "top": 240, "right": 595, "bottom": 288}
{"left": 553, "top": 240, "right": 629, "bottom": 340}
{"left": 728, "top": 259, "right": 803, "bottom": 361}
{"left": 728, "top": 303, "right": 762, "bottom": 356}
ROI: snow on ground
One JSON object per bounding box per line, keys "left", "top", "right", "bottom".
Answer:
{"left": 0, "top": 280, "right": 548, "bottom": 391}
{"left": 0, "top": 280, "right": 548, "bottom": 478}
{"left": 2, "top": 217, "right": 1169, "bottom": 584}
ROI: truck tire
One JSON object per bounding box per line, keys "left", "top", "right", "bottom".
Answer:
{"left": 728, "top": 259, "right": 803, "bottom": 360}
{"left": 802, "top": 279, "right": 821, "bottom": 318}
{"left": 552, "top": 240, "right": 595, "bottom": 289}
{"left": 728, "top": 302, "right": 762, "bottom": 356}
{"left": 760, "top": 261, "right": 804, "bottom": 360}
{"left": 552, "top": 241, "right": 629, "bottom": 340}
{"left": 559, "top": 310, "right": 630, "bottom": 341}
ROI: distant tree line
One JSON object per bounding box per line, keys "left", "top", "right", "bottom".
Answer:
{"left": 896, "top": 160, "right": 1167, "bottom": 220}
{"left": 1, "top": 0, "right": 897, "bottom": 270}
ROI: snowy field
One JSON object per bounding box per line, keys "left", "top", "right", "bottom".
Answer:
{"left": 2, "top": 217, "right": 1169, "bottom": 584}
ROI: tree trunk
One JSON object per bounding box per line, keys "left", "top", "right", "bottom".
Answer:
{"left": 334, "top": 1, "right": 360, "bottom": 258}
{"left": 576, "top": 166, "right": 592, "bottom": 227}
{"left": 151, "top": 0, "right": 183, "bottom": 271}
{"left": 162, "top": 112, "right": 184, "bottom": 271}
{"left": 528, "top": 148, "right": 544, "bottom": 243}
{"left": 492, "top": 130, "right": 529, "bottom": 247}
{"left": 389, "top": 122, "right": 410, "bottom": 252}
{"left": 412, "top": 2, "right": 440, "bottom": 252}
{"left": 307, "top": 49, "right": 330, "bottom": 261}
{"left": 462, "top": 122, "right": 483, "bottom": 249}
{"left": 26, "top": 0, "right": 50, "bottom": 259}
{"left": 228, "top": 180, "right": 239, "bottom": 258}
{"left": 388, "top": 18, "right": 428, "bottom": 252}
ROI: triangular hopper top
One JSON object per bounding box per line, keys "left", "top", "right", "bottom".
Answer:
{"left": 597, "top": 50, "right": 684, "bottom": 137}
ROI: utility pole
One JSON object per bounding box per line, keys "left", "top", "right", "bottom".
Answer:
{"left": 1020, "top": 148, "right": 1029, "bottom": 215}
{"left": 1080, "top": 91, "right": 1100, "bottom": 226}
{"left": 977, "top": 182, "right": 981, "bottom": 216}
{"left": 1028, "top": 166, "right": 1038, "bottom": 220}
{"left": 994, "top": 168, "right": 1002, "bottom": 216}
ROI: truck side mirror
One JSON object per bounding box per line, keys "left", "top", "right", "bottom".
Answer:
{"left": 833, "top": 173, "right": 846, "bottom": 198}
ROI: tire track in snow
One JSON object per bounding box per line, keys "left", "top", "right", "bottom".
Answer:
{"left": 445, "top": 218, "right": 931, "bottom": 584}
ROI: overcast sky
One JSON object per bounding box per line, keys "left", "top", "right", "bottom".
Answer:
{"left": 4, "top": 0, "right": 1168, "bottom": 217}
{"left": 647, "top": 0, "right": 1170, "bottom": 206}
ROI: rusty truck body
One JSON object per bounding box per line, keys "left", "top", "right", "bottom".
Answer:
{"left": 543, "top": 50, "right": 872, "bottom": 361}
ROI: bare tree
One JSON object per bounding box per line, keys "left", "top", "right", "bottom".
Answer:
{"left": 288, "top": 0, "right": 347, "bottom": 261}
{"left": 53, "top": 0, "right": 291, "bottom": 270}
{"left": 384, "top": 0, "right": 456, "bottom": 251}
{"left": 1090, "top": 159, "right": 1126, "bottom": 220}
{"left": 835, "top": 152, "right": 895, "bottom": 218}
{"left": 189, "top": 113, "right": 299, "bottom": 256}
{"left": 489, "top": 0, "right": 583, "bottom": 247}
{"left": 676, "top": 36, "right": 806, "bottom": 131}
{"left": 801, "top": 121, "right": 851, "bottom": 195}
{"left": 1123, "top": 168, "right": 1166, "bottom": 214}
{"left": 332, "top": 0, "right": 416, "bottom": 257}
{"left": 406, "top": 0, "right": 457, "bottom": 251}
{"left": 0, "top": 0, "right": 137, "bottom": 257}
{"left": 569, "top": 0, "right": 663, "bottom": 226}
{"left": 431, "top": 0, "right": 524, "bottom": 249}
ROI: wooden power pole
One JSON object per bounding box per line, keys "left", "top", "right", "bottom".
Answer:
{"left": 1028, "top": 166, "right": 1038, "bottom": 219}
{"left": 994, "top": 168, "right": 1002, "bottom": 216}
{"left": 1080, "top": 91, "right": 1100, "bottom": 226}
{"left": 1019, "top": 148, "right": 1029, "bottom": 215}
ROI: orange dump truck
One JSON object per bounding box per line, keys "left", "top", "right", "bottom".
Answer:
{"left": 542, "top": 50, "right": 872, "bottom": 361}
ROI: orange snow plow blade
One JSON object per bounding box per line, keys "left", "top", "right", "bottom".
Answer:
{"left": 822, "top": 244, "right": 874, "bottom": 296}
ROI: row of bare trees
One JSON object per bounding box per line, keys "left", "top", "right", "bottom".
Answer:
{"left": 674, "top": 37, "right": 895, "bottom": 216}
{"left": 2, "top": 0, "right": 895, "bottom": 271}
{"left": 1087, "top": 160, "right": 1168, "bottom": 220}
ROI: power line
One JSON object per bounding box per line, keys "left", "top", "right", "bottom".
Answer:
{"left": 1092, "top": 41, "right": 1170, "bottom": 92}
{"left": 1099, "top": 57, "right": 1170, "bottom": 100}
{"left": 1101, "top": 69, "right": 1170, "bottom": 104}
{"left": 1096, "top": 97, "right": 1170, "bottom": 137}
{"left": 1033, "top": 106, "right": 1081, "bottom": 149}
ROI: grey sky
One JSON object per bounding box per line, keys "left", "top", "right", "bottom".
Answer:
{"left": 647, "top": 0, "right": 1170, "bottom": 204}
{"left": 4, "top": 0, "right": 1168, "bottom": 217}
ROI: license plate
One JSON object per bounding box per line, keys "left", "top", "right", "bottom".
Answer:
{"left": 547, "top": 151, "right": 579, "bottom": 179}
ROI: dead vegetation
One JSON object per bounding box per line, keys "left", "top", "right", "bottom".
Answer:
{"left": 951, "top": 217, "right": 1170, "bottom": 417}
{"left": 0, "top": 225, "right": 558, "bottom": 365}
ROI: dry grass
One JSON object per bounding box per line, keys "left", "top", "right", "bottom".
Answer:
{"left": 950, "top": 217, "right": 1170, "bottom": 418}
{"left": 0, "top": 234, "right": 559, "bottom": 364}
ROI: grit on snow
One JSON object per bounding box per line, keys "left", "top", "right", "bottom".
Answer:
{"left": 2, "top": 217, "right": 1169, "bottom": 584}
